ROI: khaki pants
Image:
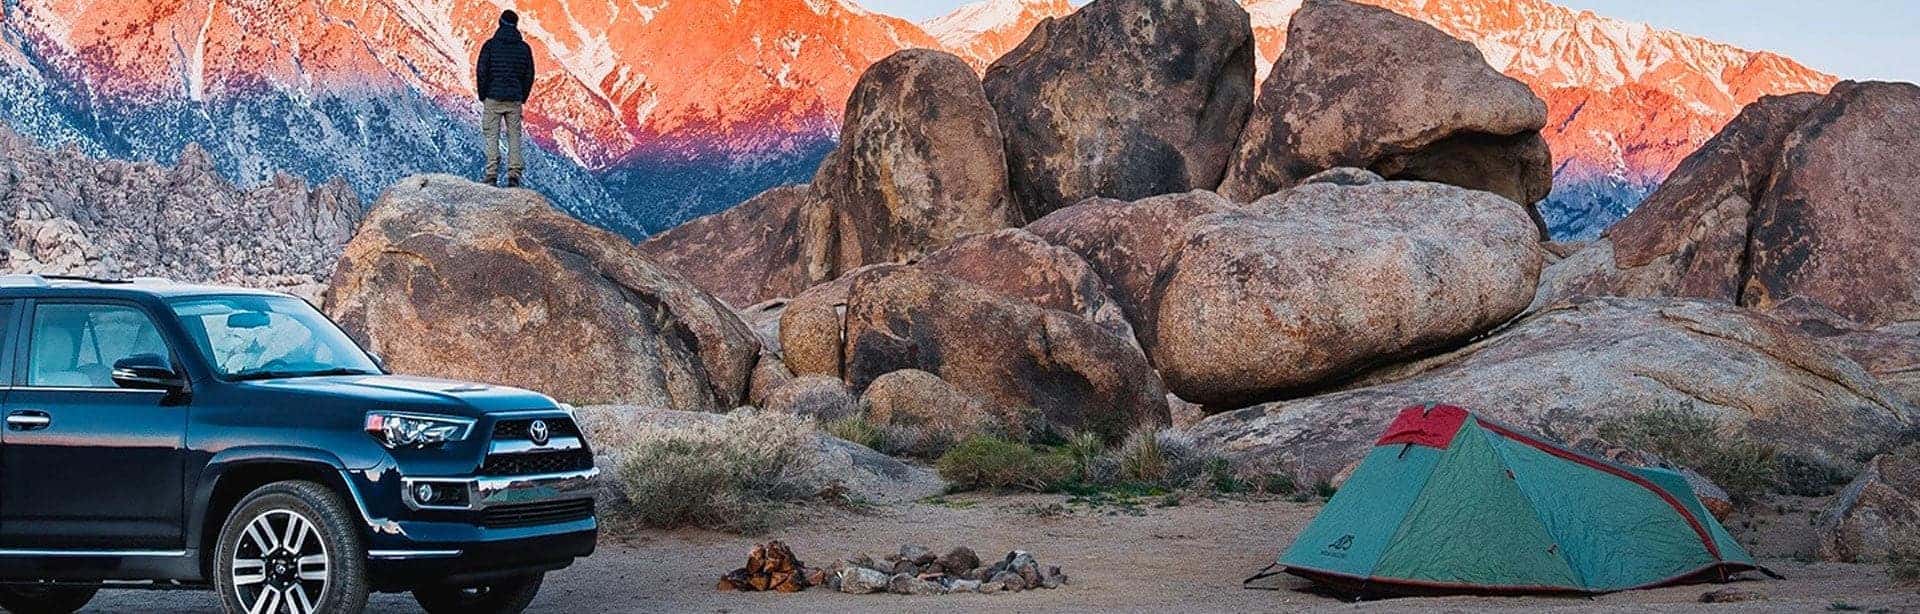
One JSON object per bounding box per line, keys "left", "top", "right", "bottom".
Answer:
{"left": 480, "top": 99, "right": 524, "bottom": 180}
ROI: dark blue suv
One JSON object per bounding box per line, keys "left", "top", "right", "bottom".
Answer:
{"left": 0, "top": 275, "right": 597, "bottom": 613}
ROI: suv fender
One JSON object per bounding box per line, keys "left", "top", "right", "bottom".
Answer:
{"left": 191, "top": 447, "right": 371, "bottom": 581}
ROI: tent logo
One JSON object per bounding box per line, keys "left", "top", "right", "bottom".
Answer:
{"left": 1321, "top": 534, "right": 1355, "bottom": 557}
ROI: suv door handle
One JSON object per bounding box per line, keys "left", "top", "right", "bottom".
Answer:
{"left": 6, "top": 410, "right": 51, "bottom": 431}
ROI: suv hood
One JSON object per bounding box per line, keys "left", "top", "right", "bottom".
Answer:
{"left": 242, "top": 374, "right": 559, "bottom": 416}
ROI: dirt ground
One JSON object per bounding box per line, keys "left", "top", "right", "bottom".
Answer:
{"left": 92, "top": 493, "right": 1919, "bottom": 613}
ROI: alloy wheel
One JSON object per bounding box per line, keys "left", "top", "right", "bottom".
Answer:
{"left": 229, "top": 509, "right": 329, "bottom": 614}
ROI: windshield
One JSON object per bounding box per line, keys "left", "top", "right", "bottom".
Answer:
{"left": 170, "top": 295, "right": 382, "bottom": 381}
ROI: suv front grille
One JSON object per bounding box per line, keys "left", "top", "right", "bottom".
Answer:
{"left": 481, "top": 499, "right": 595, "bottom": 528}
{"left": 478, "top": 449, "right": 595, "bottom": 476}
{"left": 492, "top": 417, "right": 581, "bottom": 441}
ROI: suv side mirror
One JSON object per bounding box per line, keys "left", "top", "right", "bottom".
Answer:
{"left": 112, "top": 354, "right": 185, "bottom": 391}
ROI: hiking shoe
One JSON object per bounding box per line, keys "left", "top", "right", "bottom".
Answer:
{"left": 506, "top": 176, "right": 522, "bottom": 188}
{"left": 482, "top": 173, "right": 498, "bottom": 186}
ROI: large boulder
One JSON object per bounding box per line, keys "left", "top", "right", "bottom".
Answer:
{"left": 1026, "top": 190, "right": 1235, "bottom": 327}
{"left": 811, "top": 49, "right": 1021, "bottom": 278}
{"left": 860, "top": 369, "right": 1021, "bottom": 455}
{"left": 1188, "top": 298, "right": 1915, "bottom": 481}
{"left": 1534, "top": 94, "right": 1823, "bottom": 307}
{"left": 982, "top": 0, "right": 1255, "bottom": 220}
{"left": 843, "top": 267, "right": 1169, "bottom": 443}
{"left": 1148, "top": 179, "right": 1543, "bottom": 408}
{"left": 326, "top": 175, "right": 760, "bottom": 409}
{"left": 1220, "top": 0, "right": 1550, "bottom": 235}
{"left": 778, "top": 264, "right": 904, "bottom": 380}
{"left": 920, "top": 229, "right": 1134, "bottom": 344}
{"left": 1538, "top": 82, "right": 1920, "bottom": 332}
{"left": 1744, "top": 81, "right": 1920, "bottom": 329}
{"left": 1818, "top": 445, "right": 1920, "bottom": 563}
{"left": 634, "top": 185, "right": 821, "bottom": 307}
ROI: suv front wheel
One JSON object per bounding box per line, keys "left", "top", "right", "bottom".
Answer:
{"left": 213, "top": 480, "right": 369, "bottom": 614}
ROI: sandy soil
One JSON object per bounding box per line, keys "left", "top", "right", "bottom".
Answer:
{"left": 90, "top": 493, "right": 1918, "bottom": 613}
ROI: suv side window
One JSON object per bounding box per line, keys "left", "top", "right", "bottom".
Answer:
{"left": 27, "top": 303, "right": 170, "bottom": 388}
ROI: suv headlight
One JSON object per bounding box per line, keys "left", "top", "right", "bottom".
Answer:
{"left": 364, "top": 412, "right": 475, "bottom": 449}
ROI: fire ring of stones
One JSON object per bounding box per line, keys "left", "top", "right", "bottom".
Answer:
{"left": 717, "top": 541, "right": 1067, "bottom": 595}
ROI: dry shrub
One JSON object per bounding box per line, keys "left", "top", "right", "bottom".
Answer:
{"left": 612, "top": 411, "right": 822, "bottom": 534}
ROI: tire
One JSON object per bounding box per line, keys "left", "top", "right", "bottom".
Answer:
{"left": 213, "top": 480, "right": 369, "bottom": 614}
{"left": 412, "top": 573, "right": 543, "bottom": 614}
{"left": 0, "top": 585, "right": 97, "bottom": 614}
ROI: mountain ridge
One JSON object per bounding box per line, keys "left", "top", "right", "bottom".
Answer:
{"left": 0, "top": 0, "right": 1838, "bottom": 240}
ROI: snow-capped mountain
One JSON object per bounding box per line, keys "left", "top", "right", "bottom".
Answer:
{"left": 0, "top": 0, "right": 1837, "bottom": 242}
{"left": 924, "top": 0, "right": 1075, "bottom": 66}
{"left": 928, "top": 0, "right": 1837, "bottom": 239}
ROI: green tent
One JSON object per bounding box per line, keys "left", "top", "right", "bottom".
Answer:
{"left": 1260, "top": 404, "right": 1770, "bottom": 596}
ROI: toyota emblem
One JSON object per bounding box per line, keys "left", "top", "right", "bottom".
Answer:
{"left": 529, "top": 419, "right": 550, "bottom": 446}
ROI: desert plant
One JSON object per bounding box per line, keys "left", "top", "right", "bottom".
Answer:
{"left": 1596, "top": 405, "right": 1780, "bottom": 503}
{"left": 1110, "top": 428, "right": 1221, "bottom": 488}
{"left": 611, "top": 411, "right": 822, "bottom": 534}
{"left": 935, "top": 435, "right": 1073, "bottom": 492}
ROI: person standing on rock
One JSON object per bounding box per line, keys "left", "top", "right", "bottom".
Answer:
{"left": 476, "top": 10, "right": 535, "bottom": 188}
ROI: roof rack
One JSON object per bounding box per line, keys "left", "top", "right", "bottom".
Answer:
{"left": 0, "top": 274, "right": 174, "bottom": 287}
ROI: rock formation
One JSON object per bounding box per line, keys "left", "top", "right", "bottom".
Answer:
{"left": 0, "top": 127, "right": 363, "bottom": 299}
{"left": 1220, "top": 0, "right": 1551, "bottom": 236}
{"left": 983, "top": 0, "right": 1255, "bottom": 219}
{"left": 1743, "top": 81, "right": 1920, "bottom": 330}
{"left": 842, "top": 267, "right": 1169, "bottom": 443}
{"left": 326, "top": 175, "right": 760, "bottom": 410}
{"left": 634, "top": 185, "right": 817, "bottom": 308}
{"left": 779, "top": 264, "right": 905, "bottom": 380}
{"left": 919, "top": 229, "right": 1134, "bottom": 344}
{"left": 1538, "top": 82, "right": 1920, "bottom": 333}
{"left": 1149, "top": 178, "right": 1543, "bottom": 408}
{"left": 1026, "top": 190, "right": 1235, "bottom": 329}
{"left": 810, "top": 49, "right": 1022, "bottom": 278}
{"left": 860, "top": 368, "right": 1016, "bottom": 456}
{"left": 1188, "top": 298, "right": 1915, "bottom": 481}
{"left": 638, "top": 49, "right": 1020, "bottom": 303}
{"left": 1535, "top": 94, "right": 1823, "bottom": 306}
{"left": 1818, "top": 445, "right": 1920, "bottom": 563}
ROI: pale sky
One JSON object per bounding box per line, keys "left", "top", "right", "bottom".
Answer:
{"left": 865, "top": 0, "right": 1919, "bottom": 84}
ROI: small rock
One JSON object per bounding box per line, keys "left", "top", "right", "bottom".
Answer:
{"left": 979, "top": 581, "right": 1003, "bottom": 595}
{"left": 898, "top": 544, "right": 931, "bottom": 564}
{"left": 1039, "top": 564, "right": 1067, "bottom": 589}
{"left": 887, "top": 573, "right": 940, "bottom": 595}
{"left": 837, "top": 567, "right": 890, "bottom": 594}
{"left": 989, "top": 570, "right": 1026, "bottom": 591}
{"left": 937, "top": 546, "right": 981, "bottom": 574}
{"left": 890, "top": 560, "right": 920, "bottom": 576}
{"left": 1700, "top": 587, "right": 1767, "bottom": 603}
{"left": 946, "top": 579, "right": 982, "bottom": 594}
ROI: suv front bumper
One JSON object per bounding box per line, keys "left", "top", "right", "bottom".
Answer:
{"left": 341, "top": 466, "right": 600, "bottom": 590}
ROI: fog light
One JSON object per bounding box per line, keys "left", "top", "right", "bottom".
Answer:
{"left": 410, "top": 481, "right": 470, "bottom": 507}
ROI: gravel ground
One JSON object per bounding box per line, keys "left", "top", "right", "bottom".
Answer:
{"left": 88, "top": 494, "right": 1920, "bottom": 613}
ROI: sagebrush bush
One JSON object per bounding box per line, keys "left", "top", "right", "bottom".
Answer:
{"left": 1112, "top": 428, "right": 1220, "bottom": 488}
{"left": 1596, "top": 405, "right": 1780, "bottom": 503}
{"left": 612, "top": 411, "right": 821, "bottom": 534}
{"left": 935, "top": 435, "right": 1073, "bottom": 492}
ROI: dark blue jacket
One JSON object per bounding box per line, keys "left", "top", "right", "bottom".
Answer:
{"left": 476, "top": 21, "right": 536, "bottom": 103}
